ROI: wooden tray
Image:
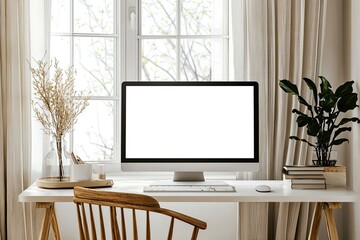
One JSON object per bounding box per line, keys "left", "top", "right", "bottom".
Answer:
{"left": 36, "top": 177, "right": 114, "bottom": 189}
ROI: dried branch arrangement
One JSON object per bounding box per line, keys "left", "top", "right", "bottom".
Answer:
{"left": 30, "top": 58, "right": 89, "bottom": 180}
{"left": 30, "top": 58, "right": 89, "bottom": 141}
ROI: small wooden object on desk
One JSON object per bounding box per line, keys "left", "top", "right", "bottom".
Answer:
{"left": 71, "top": 152, "right": 84, "bottom": 164}
{"left": 323, "top": 166, "right": 346, "bottom": 187}
{"left": 36, "top": 152, "right": 113, "bottom": 189}
{"left": 36, "top": 177, "right": 113, "bottom": 189}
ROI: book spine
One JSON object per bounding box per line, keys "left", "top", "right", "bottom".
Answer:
{"left": 283, "top": 174, "right": 324, "bottom": 179}
{"left": 291, "top": 179, "right": 326, "bottom": 184}
{"left": 284, "top": 170, "right": 324, "bottom": 175}
{"left": 290, "top": 184, "right": 326, "bottom": 189}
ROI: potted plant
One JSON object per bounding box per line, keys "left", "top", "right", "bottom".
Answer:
{"left": 279, "top": 76, "right": 360, "bottom": 166}
{"left": 30, "top": 58, "right": 89, "bottom": 180}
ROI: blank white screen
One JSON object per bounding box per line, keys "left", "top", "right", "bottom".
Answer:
{"left": 125, "top": 86, "right": 254, "bottom": 159}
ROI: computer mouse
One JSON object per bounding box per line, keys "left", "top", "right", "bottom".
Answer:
{"left": 255, "top": 185, "right": 271, "bottom": 193}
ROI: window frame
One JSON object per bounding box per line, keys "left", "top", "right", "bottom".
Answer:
{"left": 125, "top": 0, "right": 230, "bottom": 81}
{"left": 49, "top": 0, "right": 121, "bottom": 167}
{"left": 46, "top": 0, "right": 230, "bottom": 173}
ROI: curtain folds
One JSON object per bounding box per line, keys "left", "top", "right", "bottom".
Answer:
{"left": 231, "top": 0, "right": 327, "bottom": 239}
{"left": 0, "top": 0, "right": 38, "bottom": 239}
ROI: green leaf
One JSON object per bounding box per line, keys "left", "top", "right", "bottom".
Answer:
{"left": 335, "top": 81, "right": 354, "bottom": 97}
{"left": 319, "top": 98, "right": 336, "bottom": 112}
{"left": 298, "top": 96, "right": 312, "bottom": 111}
{"left": 330, "top": 138, "right": 349, "bottom": 146}
{"left": 292, "top": 109, "right": 307, "bottom": 116}
{"left": 314, "top": 106, "right": 321, "bottom": 114}
{"left": 307, "top": 119, "right": 320, "bottom": 136}
{"left": 337, "top": 93, "right": 359, "bottom": 112}
{"left": 279, "top": 80, "right": 299, "bottom": 95}
{"left": 303, "top": 78, "right": 318, "bottom": 104}
{"left": 321, "top": 87, "right": 338, "bottom": 112}
{"left": 337, "top": 117, "right": 360, "bottom": 126}
{"left": 333, "top": 127, "right": 351, "bottom": 140}
{"left": 325, "top": 116, "right": 335, "bottom": 125}
{"left": 330, "top": 111, "right": 339, "bottom": 119}
{"left": 289, "top": 136, "right": 316, "bottom": 147}
{"left": 289, "top": 136, "right": 300, "bottom": 140}
{"left": 318, "top": 130, "right": 332, "bottom": 145}
{"left": 297, "top": 115, "right": 310, "bottom": 127}
{"left": 319, "top": 76, "right": 332, "bottom": 94}
{"left": 316, "top": 114, "right": 325, "bottom": 127}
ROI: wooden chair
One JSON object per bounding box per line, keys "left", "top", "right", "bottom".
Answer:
{"left": 73, "top": 186, "right": 207, "bottom": 240}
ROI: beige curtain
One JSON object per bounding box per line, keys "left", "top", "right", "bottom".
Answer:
{"left": 0, "top": 0, "right": 39, "bottom": 239}
{"left": 231, "top": 0, "right": 327, "bottom": 239}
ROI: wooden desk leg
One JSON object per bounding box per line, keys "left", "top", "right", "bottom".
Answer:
{"left": 308, "top": 202, "right": 322, "bottom": 240}
{"left": 36, "top": 202, "right": 61, "bottom": 240}
{"left": 308, "top": 202, "right": 341, "bottom": 240}
{"left": 323, "top": 202, "right": 341, "bottom": 240}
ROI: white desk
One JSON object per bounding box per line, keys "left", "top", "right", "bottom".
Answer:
{"left": 18, "top": 177, "right": 358, "bottom": 240}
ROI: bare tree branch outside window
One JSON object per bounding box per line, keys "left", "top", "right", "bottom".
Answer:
{"left": 141, "top": 0, "right": 226, "bottom": 81}
{"left": 49, "top": 0, "right": 228, "bottom": 161}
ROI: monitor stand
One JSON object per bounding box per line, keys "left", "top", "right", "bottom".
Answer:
{"left": 173, "top": 171, "right": 205, "bottom": 181}
{"left": 149, "top": 171, "right": 229, "bottom": 186}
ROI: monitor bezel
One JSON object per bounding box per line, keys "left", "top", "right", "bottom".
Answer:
{"left": 121, "top": 81, "right": 259, "bottom": 172}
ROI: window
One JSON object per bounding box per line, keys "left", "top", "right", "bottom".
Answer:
{"left": 50, "top": 0, "right": 119, "bottom": 162}
{"left": 132, "top": 0, "right": 229, "bottom": 81}
{"left": 49, "top": 0, "right": 229, "bottom": 164}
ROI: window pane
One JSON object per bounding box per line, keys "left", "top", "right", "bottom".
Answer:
{"left": 51, "top": 0, "right": 70, "bottom": 33}
{"left": 141, "top": 39, "right": 176, "bottom": 80}
{"left": 181, "top": 0, "right": 225, "bottom": 35}
{"left": 74, "top": 37, "right": 114, "bottom": 96}
{"left": 50, "top": 36, "right": 70, "bottom": 69}
{"left": 74, "top": 100, "right": 114, "bottom": 161}
{"left": 141, "top": 0, "right": 176, "bottom": 35}
{"left": 180, "top": 39, "right": 225, "bottom": 81}
{"left": 74, "top": 0, "right": 114, "bottom": 34}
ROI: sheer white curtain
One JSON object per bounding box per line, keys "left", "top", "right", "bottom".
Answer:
{"left": 230, "top": 0, "right": 327, "bottom": 239}
{"left": 0, "top": 0, "right": 49, "bottom": 239}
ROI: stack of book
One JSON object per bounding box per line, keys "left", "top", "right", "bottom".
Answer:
{"left": 283, "top": 165, "right": 326, "bottom": 189}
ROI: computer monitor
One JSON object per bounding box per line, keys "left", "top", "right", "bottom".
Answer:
{"left": 121, "top": 81, "right": 259, "bottom": 182}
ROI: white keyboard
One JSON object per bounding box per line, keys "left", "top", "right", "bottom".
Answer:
{"left": 144, "top": 185, "right": 236, "bottom": 192}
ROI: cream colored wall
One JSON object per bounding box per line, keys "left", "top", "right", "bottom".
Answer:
{"left": 320, "top": 0, "right": 346, "bottom": 238}
{"left": 321, "top": 1, "right": 360, "bottom": 239}
{"left": 323, "top": 0, "right": 360, "bottom": 239}
{"left": 344, "top": 0, "right": 360, "bottom": 239}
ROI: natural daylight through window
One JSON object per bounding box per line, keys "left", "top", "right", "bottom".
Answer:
{"left": 48, "top": 0, "right": 229, "bottom": 164}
